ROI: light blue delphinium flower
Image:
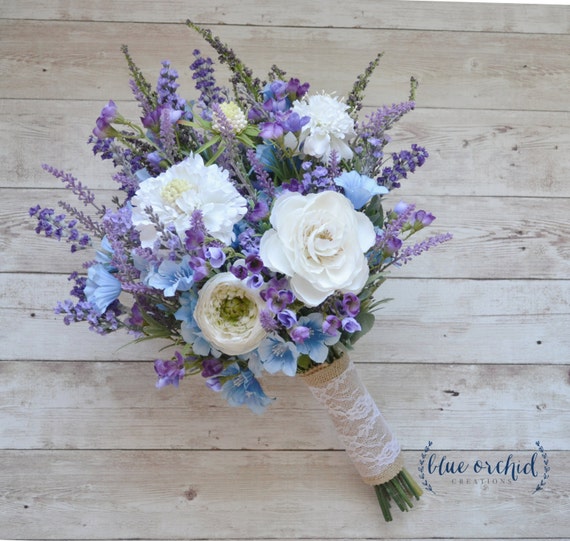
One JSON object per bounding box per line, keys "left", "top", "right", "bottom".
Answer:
{"left": 84, "top": 264, "right": 122, "bottom": 314}
{"left": 147, "top": 255, "right": 194, "bottom": 297}
{"left": 220, "top": 363, "right": 274, "bottom": 414}
{"left": 258, "top": 334, "right": 299, "bottom": 377}
{"left": 294, "top": 313, "right": 340, "bottom": 364}
{"left": 95, "top": 236, "right": 115, "bottom": 269}
{"left": 334, "top": 170, "right": 388, "bottom": 210}
{"left": 174, "top": 291, "right": 216, "bottom": 356}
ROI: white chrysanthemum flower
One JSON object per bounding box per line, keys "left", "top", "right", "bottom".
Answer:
{"left": 291, "top": 93, "right": 356, "bottom": 162}
{"left": 211, "top": 101, "right": 248, "bottom": 134}
{"left": 131, "top": 154, "right": 247, "bottom": 247}
{"left": 194, "top": 272, "right": 267, "bottom": 356}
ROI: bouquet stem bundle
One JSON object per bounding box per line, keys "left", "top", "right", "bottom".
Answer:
{"left": 301, "top": 352, "right": 422, "bottom": 521}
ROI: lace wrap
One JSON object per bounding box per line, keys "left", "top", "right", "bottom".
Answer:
{"left": 301, "top": 353, "right": 403, "bottom": 485}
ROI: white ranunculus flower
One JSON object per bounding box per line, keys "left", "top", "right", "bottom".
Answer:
{"left": 193, "top": 273, "right": 267, "bottom": 356}
{"left": 131, "top": 154, "right": 247, "bottom": 248}
{"left": 259, "top": 191, "right": 376, "bottom": 307}
{"left": 291, "top": 93, "right": 355, "bottom": 163}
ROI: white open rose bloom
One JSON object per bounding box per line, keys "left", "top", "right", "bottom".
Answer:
{"left": 259, "top": 191, "right": 376, "bottom": 307}
{"left": 131, "top": 154, "right": 247, "bottom": 248}
{"left": 291, "top": 93, "right": 356, "bottom": 163}
{"left": 194, "top": 272, "right": 267, "bottom": 356}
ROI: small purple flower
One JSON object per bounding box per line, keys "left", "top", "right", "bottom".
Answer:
{"left": 189, "top": 256, "right": 208, "bottom": 282}
{"left": 154, "top": 352, "right": 185, "bottom": 388}
{"left": 201, "top": 357, "right": 224, "bottom": 378}
{"left": 93, "top": 100, "right": 119, "bottom": 139}
{"left": 259, "top": 121, "right": 284, "bottom": 140}
{"left": 393, "top": 201, "right": 410, "bottom": 215}
{"left": 246, "top": 274, "right": 264, "bottom": 289}
{"left": 290, "top": 325, "right": 311, "bottom": 343}
{"left": 205, "top": 377, "right": 222, "bottom": 392}
{"left": 277, "top": 309, "right": 297, "bottom": 329}
{"left": 207, "top": 246, "right": 226, "bottom": 268}
{"left": 342, "top": 293, "right": 360, "bottom": 317}
{"left": 341, "top": 317, "right": 362, "bottom": 333}
{"left": 323, "top": 315, "right": 341, "bottom": 336}
{"left": 263, "top": 287, "right": 295, "bottom": 313}
{"left": 247, "top": 199, "right": 269, "bottom": 222}
{"left": 386, "top": 236, "right": 403, "bottom": 256}
{"left": 230, "top": 262, "right": 249, "bottom": 280}
{"left": 412, "top": 209, "right": 436, "bottom": 228}
{"left": 245, "top": 254, "right": 264, "bottom": 274}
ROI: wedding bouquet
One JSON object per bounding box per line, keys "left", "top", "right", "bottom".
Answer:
{"left": 30, "top": 21, "right": 451, "bottom": 521}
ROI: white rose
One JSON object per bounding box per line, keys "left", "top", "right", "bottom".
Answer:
{"left": 259, "top": 191, "right": 376, "bottom": 307}
{"left": 193, "top": 273, "right": 267, "bottom": 356}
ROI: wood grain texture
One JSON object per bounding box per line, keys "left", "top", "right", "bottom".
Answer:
{"left": 3, "top": 0, "right": 569, "bottom": 33}
{"left": 1, "top": 360, "right": 568, "bottom": 450}
{"left": 2, "top": 21, "right": 569, "bottom": 110}
{"left": 1, "top": 1, "right": 569, "bottom": 539}
{"left": 1, "top": 450, "right": 568, "bottom": 539}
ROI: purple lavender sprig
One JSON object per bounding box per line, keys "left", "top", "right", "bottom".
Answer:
{"left": 393, "top": 232, "right": 454, "bottom": 266}
{"left": 121, "top": 44, "right": 157, "bottom": 115}
{"left": 190, "top": 49, "right": 227, "bottom": 120}
{"left": 41, "top": 164, "right": 102, "bottom": 211}
{"left": 346, "top": 51, "right": 384, "bottom": 118}
{"left": 187, "top": 20, "right": 262, "bottom": 108}
{"left": 377, "top": 145, "right": 429, "bottom": 190}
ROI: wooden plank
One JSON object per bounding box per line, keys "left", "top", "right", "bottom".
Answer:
{"left": 0, "top": 449, "right": 567, "bottom": 539}
{"left": 1, "top": 21, "right": 569, "bottom": 110}
{"left": 3, "top": 99, "right": 569, "bottom": 198}
{"left": 2, "top": 0, "right": 568, "bottom": 34}
{"left": 1, "top": 275, "right": 568, "bottom": 364}
{"left": 1, "top": 360, "right": 568, "bottom": 450}
{"left": 5, "top": 189, "right": 570, "bottom": 279}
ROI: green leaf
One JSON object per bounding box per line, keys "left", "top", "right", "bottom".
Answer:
{"left": 195, "top": 134, "right": 222, "bottom": 155}
{"left": 364, "top": 194, "right": 385, "bottom": 228}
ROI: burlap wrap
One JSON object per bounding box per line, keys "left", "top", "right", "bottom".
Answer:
{"left": 301, "top": 352, "right": 403, "bottom": 485}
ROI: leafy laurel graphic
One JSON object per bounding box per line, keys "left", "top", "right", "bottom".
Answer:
{"left": 533, "top": 440, "right": 550, "bottom": 493}
{"left": 417, "top": 440, "right": 435, "bottom": 494}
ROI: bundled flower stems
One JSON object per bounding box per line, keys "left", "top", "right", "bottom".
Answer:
{"left": 30, "top": 20, "right": 449, "bottom": 522}
{"left": 302, "top": 350, "right": 422, "bottom": 521}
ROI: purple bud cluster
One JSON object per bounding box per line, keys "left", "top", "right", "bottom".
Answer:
{"left": 29, "top": 205, "right": 90, "bottom": 252}
{"left": 377, "top": 145, "right": 429, "bottom": 190}
{"left": 190, "top": 49, "right": 226, "bottom": 119}
{"left": 156, "top": 60, "right": 189, "bottom": 116}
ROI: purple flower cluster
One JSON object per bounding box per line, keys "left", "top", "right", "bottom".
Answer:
{"left": 29, "top": 205, "right": 90, "bottom": 252}
{"left": 255, "top": 78, "right": 310, "bottom": 139}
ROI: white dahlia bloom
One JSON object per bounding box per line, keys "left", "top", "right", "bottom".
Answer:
{"left": 194, "top": 273, "right": 267, "bottom": 356}
{"left": 131, "top": 154, "right": 247, "bottom": 248}
{"left": 259, "top": 191, "right": 376, "bottom": 307}
{"left": 291, "top": 93, "right": 356, "bottom": 162}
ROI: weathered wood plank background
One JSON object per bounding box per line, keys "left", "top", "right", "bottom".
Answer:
{"left": 1, "top": 1, "right": 569, "bottom": 539}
